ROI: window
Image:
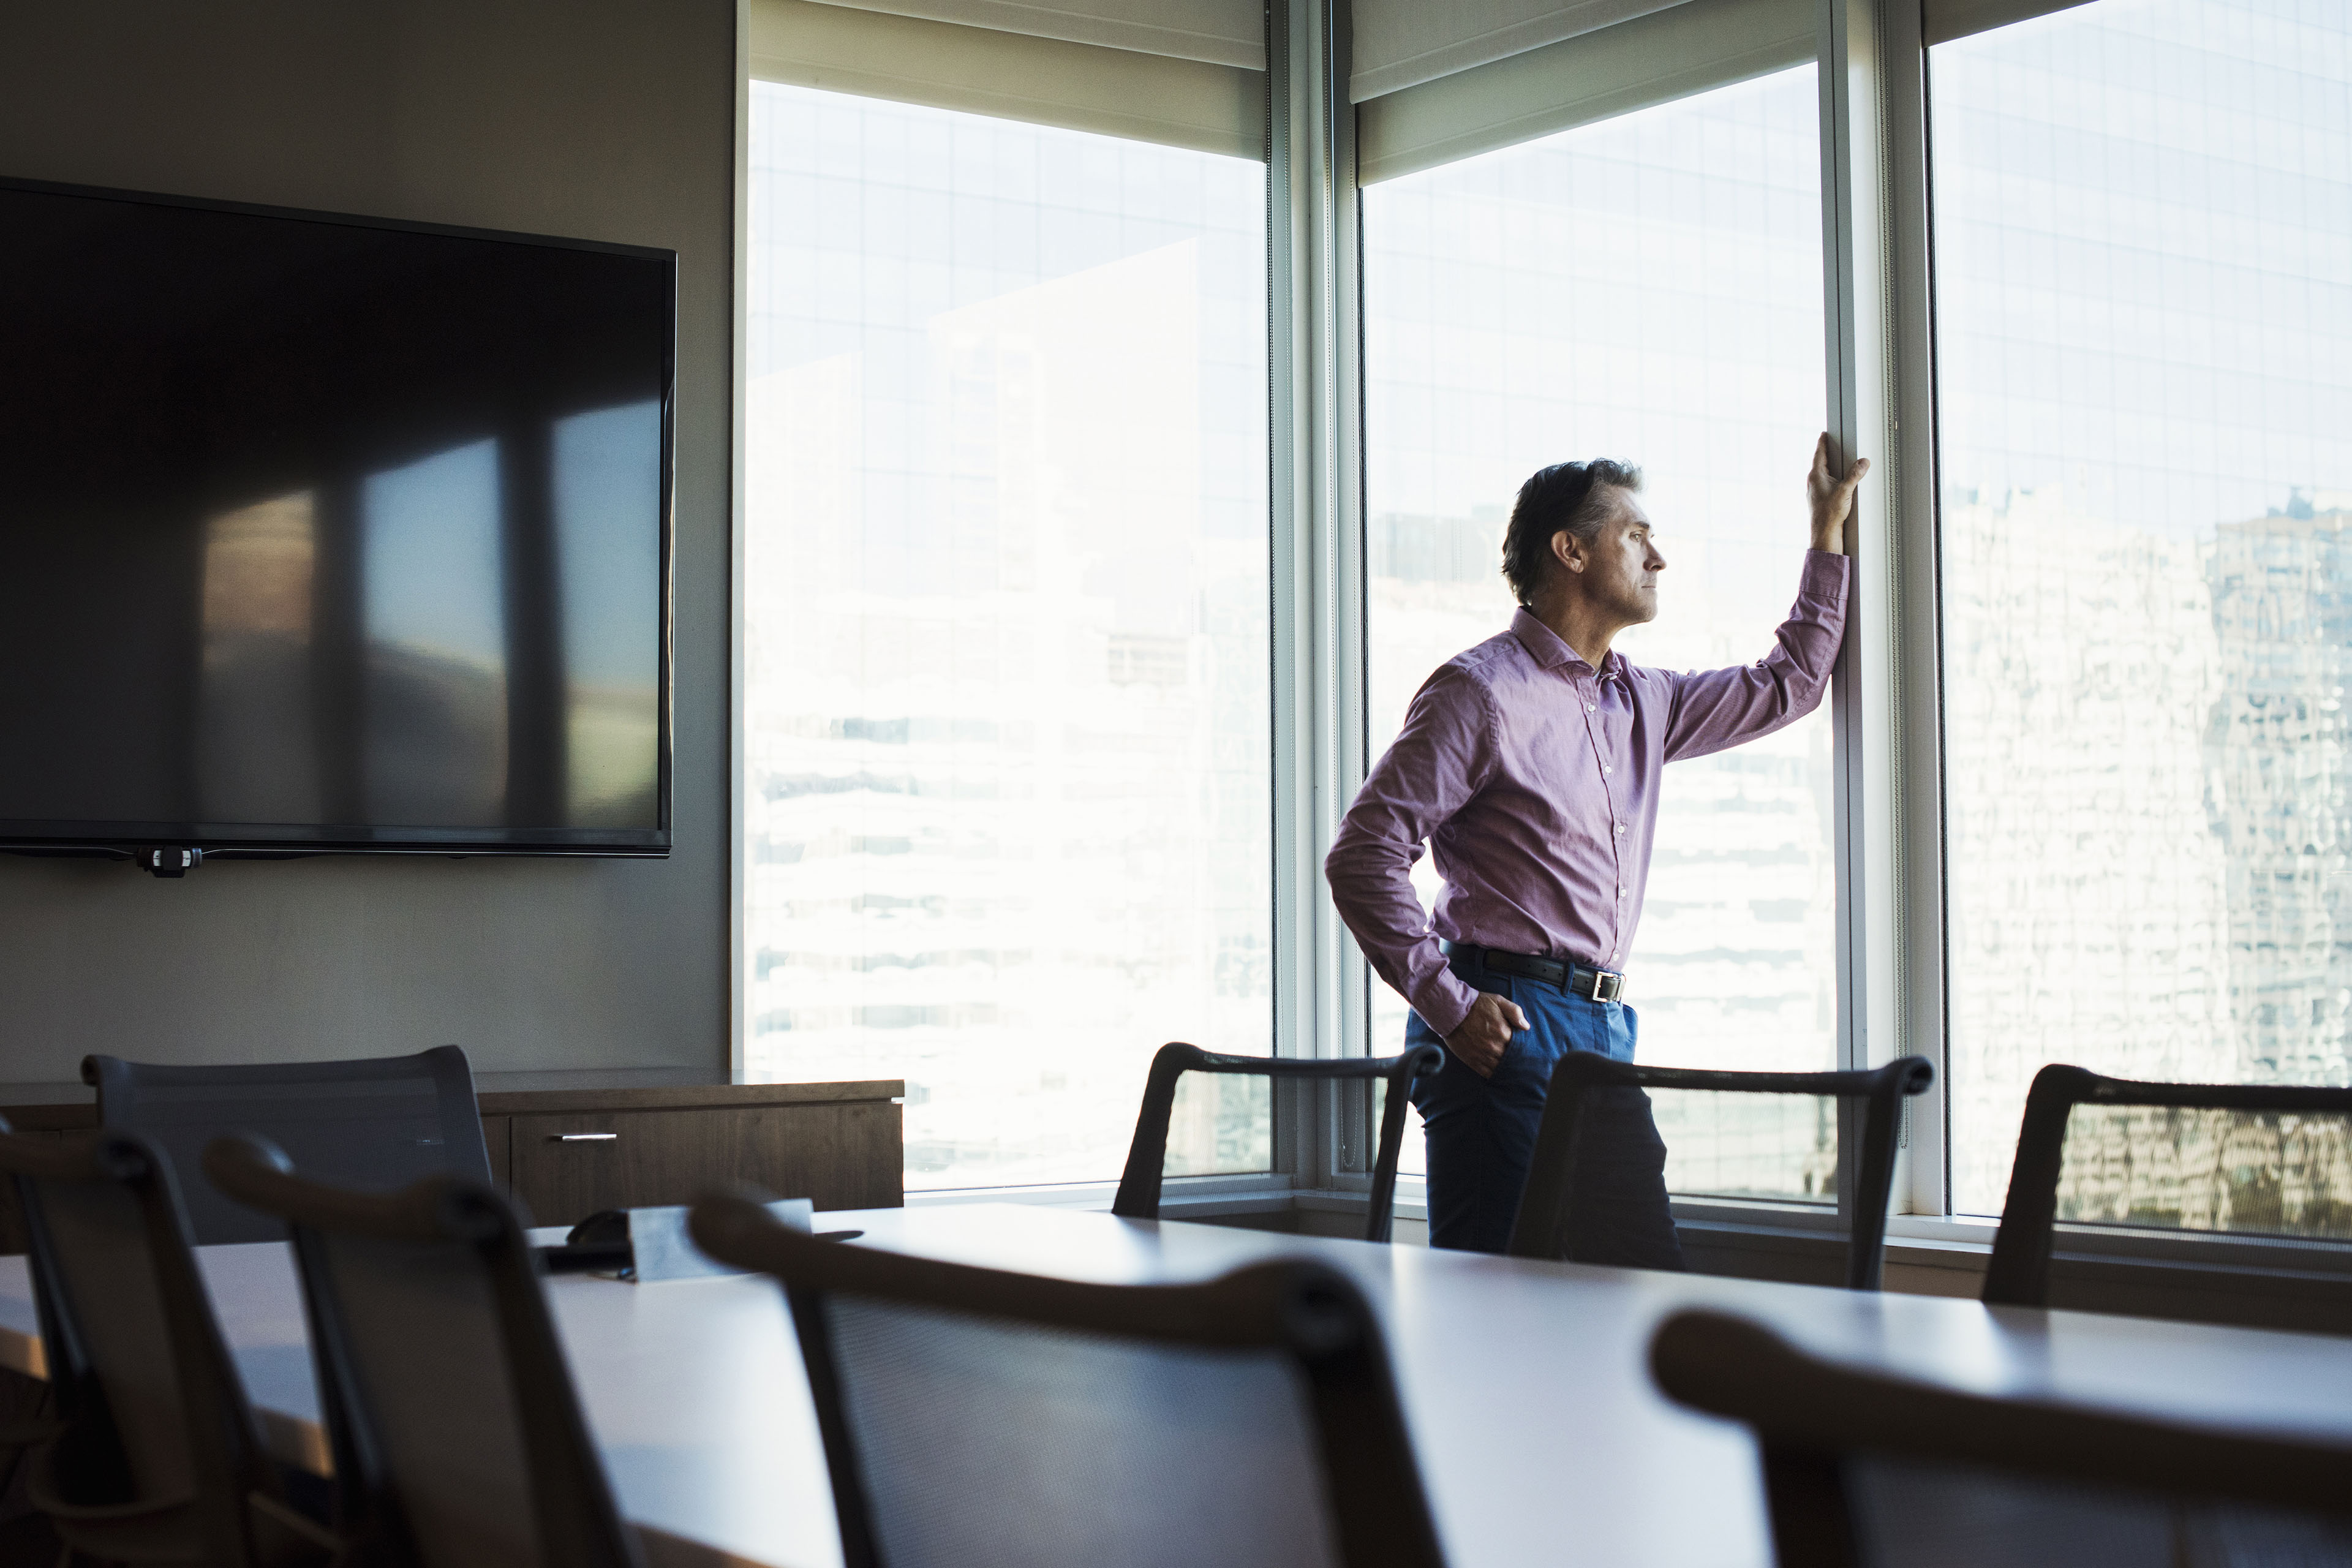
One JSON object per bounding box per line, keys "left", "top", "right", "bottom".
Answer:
{"left": 1932, "top": 0, "right": 2352, "bottom": 1215}
{"left": 742, "top": 82, "right": 1273, "bottom": 1190}
{"left": 735, "top": 0, "right": 2352, "bottom": 1250}
{"left": 1362, "top": 65, "right": 1836, "bottom": 1197}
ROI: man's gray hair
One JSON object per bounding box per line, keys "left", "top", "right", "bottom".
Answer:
{"left": 1501, "top": 459, "right": 1643, "bottom": 605}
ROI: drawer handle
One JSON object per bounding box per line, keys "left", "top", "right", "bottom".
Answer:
{"left": 551, "top": 1133, "right": 619, "bottom": 1142}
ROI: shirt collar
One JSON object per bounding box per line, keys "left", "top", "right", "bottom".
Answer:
{"left": 1509, "top": 606, "right": 1623, "bottom": 679}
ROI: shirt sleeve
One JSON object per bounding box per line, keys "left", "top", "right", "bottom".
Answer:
{"left": 1662, "top": 549, "right": 1852, "bottom": 764}
{"left": 1324, "top": 663, "right": 1496, "bottom": 1038}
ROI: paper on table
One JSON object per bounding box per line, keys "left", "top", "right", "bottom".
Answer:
{"left": 611, "top": 1199, "right": 814, "bottom": 1284}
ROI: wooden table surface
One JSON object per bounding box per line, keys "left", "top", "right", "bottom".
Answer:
{"left": 4, "top": 1203, "right": 2352, "bottom": 1568}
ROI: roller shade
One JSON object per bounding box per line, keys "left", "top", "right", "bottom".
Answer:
{"left": 1357, "top": 0, "right": 1813, "bottom": 185}
{"left": 1350, "top": 0, "right": 1697, "bottom": 102}
{"left": 750, "top": 0, "right": 1266, "bottom": 159}
{"left": 1923, "top": 0, "right": 2098, "bottom": 47}
{"left": 799, "top": 0, "right": 1264, "bottom": 69}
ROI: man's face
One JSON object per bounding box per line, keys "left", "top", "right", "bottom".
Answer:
{"left": 1559, "top": 489, "right": 1666, "bottom": 626}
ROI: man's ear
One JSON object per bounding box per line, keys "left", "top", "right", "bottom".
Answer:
{"left": 1550, "top": 529, "right": 1583, "bottom": 575}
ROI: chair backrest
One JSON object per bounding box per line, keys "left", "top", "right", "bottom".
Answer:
{"left": 0, "top": 1117, "right": 280, "bottom": 1563}
{"left": 1111, "top": 1042, "right": 1443, "bottom": 1243}
{"left": 1649, "top": 1307, "right": 2352, "bottom": 1568}
{"left": 203, "top": 1135, "right": 641, "bottom": 1568}
{"left": 690, "top": 1191, "right": 1448, "bottom": 1568}
{"left": 1509, "top": 1053, "right": 1935, "bottom": 1290}
{"left": 1984, "top": 1064, "right": 2352, "bottom": 1309}
{"left": 86, "top": 1045, "right": 495, "bottom": 1246}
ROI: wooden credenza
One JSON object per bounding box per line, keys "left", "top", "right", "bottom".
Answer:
{"left": 483, "top": 1078, "right": 903, "bottom": 1227}
{"left": 0, "top": 1074, "right": 903, "bottom": 1246}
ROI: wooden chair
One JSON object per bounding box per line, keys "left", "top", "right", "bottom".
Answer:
{"left": 1112, "top": 1041, "right": 1442, "bottom": 1242}
{"left": 691, "top": 1189, "right": 1449, "bottom": 1568}
{"left": 1983, "top": 1063, "right": 2352, "bottom": 1310}
{"left": 1651, "top": 1306, "right": 2352, "bottom": 1567}
{"left": 87, "top": 1044, "right": 496, "bottom": 1245}
{"left": 204, "top": 1134, "right": 643, "bottom": 1568}
{"left": 1510, "top": 1052, "right": 1934, "bottom": 1289}
{"left": 0, "top": 1117, "right": 334, "bottom": 1566}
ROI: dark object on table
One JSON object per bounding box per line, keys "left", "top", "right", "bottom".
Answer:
{"left": 1510, "top": 1052, "right": 1934, "bottom": 1291}
{"left": 85, "top": 1045, "right": 494, "bottom": 1247}
{"left": 1112, "top": 1041, "right": 1442, "bottom": 1243}
{"left": 540, "top": 1208, "right": 634, "bottom": 1275}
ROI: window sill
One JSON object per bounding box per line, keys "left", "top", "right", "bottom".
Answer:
{"left": 903, "top": 1172, "right": 1294, "bottom": 1216}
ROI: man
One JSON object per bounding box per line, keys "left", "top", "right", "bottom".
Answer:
{"left": 1326, "top": 435, "right": 1866, "bottom": 1260}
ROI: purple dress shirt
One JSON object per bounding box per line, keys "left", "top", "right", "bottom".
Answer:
{"left": 1327, "top": 550, "right": 1852, "bottom": 1039}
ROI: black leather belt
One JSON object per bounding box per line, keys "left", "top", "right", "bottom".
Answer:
{"left": 1443, "top": 941, "right": 1627, "bottom": 1003}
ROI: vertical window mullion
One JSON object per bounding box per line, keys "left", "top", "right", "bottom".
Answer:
{"left": 1825, "top": 0, "right": 1948, "bottom": 1219}
{"left": 1817, "top": 0, "right": 1913, "bottom": 1221}
{"left": 1880, "top": 0, "right": 1951, "bottom": 1219}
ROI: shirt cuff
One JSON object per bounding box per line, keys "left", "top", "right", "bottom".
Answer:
{"left": 1411, "top": 969, "right": 1477, "bottom": 1039}
{"left": 1800, "top": 548, "right": 1852, "bottom": 600}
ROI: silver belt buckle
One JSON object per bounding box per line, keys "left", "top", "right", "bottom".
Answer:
{"left": 1580, "top": 967, "right": 1626, "bottom": 1004}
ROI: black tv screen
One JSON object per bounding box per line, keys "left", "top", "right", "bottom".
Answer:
{"left": 0, "top": 178, "right": 674, "bottom": 859}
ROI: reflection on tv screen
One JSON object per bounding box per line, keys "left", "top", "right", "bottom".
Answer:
{"left": 0, "top": 182, "right": 673, "bottom": 850}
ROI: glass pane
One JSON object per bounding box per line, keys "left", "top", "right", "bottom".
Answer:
{"left": 744, "top": 84, "right": 1273, "bottom": 1190}
{"left": 1933, "top": 1, "right": 2352, "bottom": 1215}
{"left": 2056, "top": 1106, "right": 2352, "bottom": 1242}
{"left": 1362, "top": 67, "right": 1831, "bottom": 1184}
{"left": 1649, "top": 1087, "right": 1840, "bottom": 1203}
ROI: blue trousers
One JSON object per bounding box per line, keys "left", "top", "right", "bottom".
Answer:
{"left": 1407, "top": 948, "right": 1686, "bottom": 1267}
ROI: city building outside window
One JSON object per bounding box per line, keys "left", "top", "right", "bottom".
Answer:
{"left": 742, "top": 82, "right": 1273, "bottom": 1190}
{"left": 1933, "top": 0, "right": 2352, "bottom": 1222}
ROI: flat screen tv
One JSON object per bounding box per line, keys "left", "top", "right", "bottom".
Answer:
{"left": 0, "top": 177, "right": 674, "bottom": 869}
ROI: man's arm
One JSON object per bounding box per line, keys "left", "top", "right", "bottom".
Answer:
{"left": 1662, "top": 435, "right": 1864, "bottom": 763}
{"left": 1325, "top": 665, "right": 1502, "bottom": 1044}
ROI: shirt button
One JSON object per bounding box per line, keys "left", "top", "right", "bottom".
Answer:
{"left": 1586, "top": 703, "right": 1597, "bottom": 712}
{"left": 1603, "top": 766, "right": 1613, "bottom": 775}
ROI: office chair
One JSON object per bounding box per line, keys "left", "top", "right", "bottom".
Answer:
{"left": 0, "top": 1117, "right": 334, "bottom": 1566}
{"left": 691, "top": 1190, "right": 1449, "bottom": 1568}
{"left": 1651, "top": 1307, "right": 2352, "bottom": 1568}
{"left": 1983, "top": 1064, "right": 2352, "bottom": 1310}
{"left": 203, "top": 1134, "right": 641, "bottom": 1568}
{"left": 1112, "top": 1041, "right": 1443, "bottom": 1242}
{"left": 1510, "top": 1052, "right": 1935, "bottom": 1290}
{"left": 86, "top": 1044, "right": 495, "bottom": 1245}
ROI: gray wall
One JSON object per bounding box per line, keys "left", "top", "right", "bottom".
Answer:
{"left": 0, "top": 2, "right": 737, "bottom": 1083}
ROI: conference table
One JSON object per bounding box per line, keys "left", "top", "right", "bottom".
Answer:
{"left": 4, "top": 1204, "right": 2352, "bottom": 1567}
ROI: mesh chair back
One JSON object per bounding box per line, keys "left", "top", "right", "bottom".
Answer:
{"left": 0, "top": 1121, "right": 279, "bottom": 1561}
{"left": 203, "top": 1136, "right": 642, "bottom": 1568}
{"left": 1985, "top": 1066, "right": 2352, "bottom": 1308}
{"left": 87, "top": 1045, "right": 495, "bottom": 1246}
{"left": 691, "top": 1193, "right": 1447, "bottom": 1568}
{"left": 824, "top": 1298, "right": 1340, "bottom": 1568}
{"left": 1112, "top": 1042, "right": 1442, "bottom": 1243}
{"left": 1651, "top": 1308, "right": 2352, "bottom": 1568}
{"left": 1510, "top": 1053, "right": 1934, "bottom": 1290}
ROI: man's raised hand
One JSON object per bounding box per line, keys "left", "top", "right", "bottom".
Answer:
{"left": 1444, "top": 991, "right": 1531, "bottom": 1079}
{"left": 1807, "top": 431, "right": 1869, "bottom": 554}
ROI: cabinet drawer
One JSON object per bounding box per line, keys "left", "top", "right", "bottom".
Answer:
{"left": 508, "top": 1102, "right": 902, "bottom": 1229}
